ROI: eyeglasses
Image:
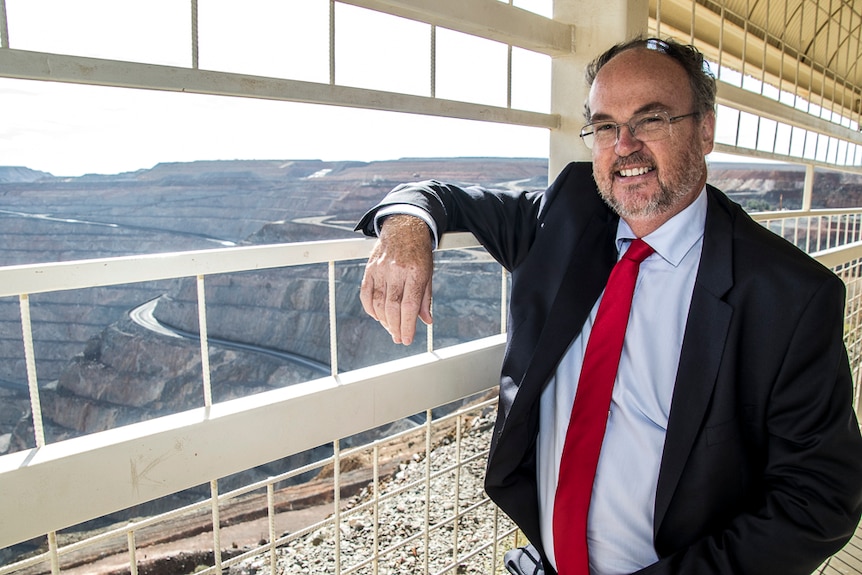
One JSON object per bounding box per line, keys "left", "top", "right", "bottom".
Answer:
{"left": 579, "top": 111, "right": 699, "bottom": 150}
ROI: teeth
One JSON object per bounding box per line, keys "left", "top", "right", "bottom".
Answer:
{"left": 619, "top": 166, "right": 652, "bottom": 177}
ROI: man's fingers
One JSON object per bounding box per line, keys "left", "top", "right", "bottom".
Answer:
{"left": 359, "top": 276, "right": 375, "bottom": 319}
{"left": 362, "top": 268, "right": 429, "bottom": 345}
{"left": 384, "top": 289, "right": 406, "bottom": 344}
{"left": 418, "top": 283, "right": 433, "bottom": 326}
{"left": 360, "top": 262, "right": 413, "bottom": 343}
{"left": 394, "top": 278, "right": 429, "bottom": 345}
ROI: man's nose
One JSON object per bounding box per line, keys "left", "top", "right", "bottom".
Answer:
{"left": 614, "top": 123, "right": 643, "bottom": 155}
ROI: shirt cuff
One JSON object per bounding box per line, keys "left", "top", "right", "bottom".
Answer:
{"left": 374, "top": 204, "right": 439, "bottom": 249}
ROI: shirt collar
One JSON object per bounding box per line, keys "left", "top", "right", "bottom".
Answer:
{"left": 615, "top": 186, "right": 707, "bottom": 267}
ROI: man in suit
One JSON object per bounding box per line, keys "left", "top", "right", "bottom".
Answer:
{"left": 355, "top": 37, "right": 862, "bottom": 574}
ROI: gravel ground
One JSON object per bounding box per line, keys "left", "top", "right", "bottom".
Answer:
{"left": 228, "top": 406, "right": 520, "bottom": 575}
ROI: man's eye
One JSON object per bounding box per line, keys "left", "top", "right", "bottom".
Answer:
{"left": 637, "top": 116, "right": 665, "bottom": 128}
{"left": 593, "top": 123, "right": 616, "bottom": 133}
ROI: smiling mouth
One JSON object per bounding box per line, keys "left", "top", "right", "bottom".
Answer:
{"left": 617, "top": 166, "right": 654, "bottom": 177}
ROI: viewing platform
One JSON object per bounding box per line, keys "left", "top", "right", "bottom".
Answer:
{"left": 2, "top": 0, "right": 862, "bottom": 573}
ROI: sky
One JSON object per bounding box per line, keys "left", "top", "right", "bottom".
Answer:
{"left": 0, "top": 0, "right": 750, "bottom": 178}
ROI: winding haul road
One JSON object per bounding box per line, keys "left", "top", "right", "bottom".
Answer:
{"left": 129, "top": 298, "right": 331, "bottom": 376}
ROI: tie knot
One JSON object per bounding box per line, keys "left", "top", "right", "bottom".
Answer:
{"left": 622, "top": 238, "right": 654, "bottom": 264}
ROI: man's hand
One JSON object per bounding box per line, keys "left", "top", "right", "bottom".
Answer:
{"left": 360, "top": 214, "right": 434, "bottom": 345}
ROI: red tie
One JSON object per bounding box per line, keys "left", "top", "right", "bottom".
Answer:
{"left": 553, "top": 238, "right": 654, "bottom": 575}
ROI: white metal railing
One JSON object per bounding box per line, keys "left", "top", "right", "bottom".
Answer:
{"left": 1, "top": 394, "right": 519, "bottom": 575}
{"left": 751, "top": 208, "right": 862, "bottom": 254}
{"left": 1, "top": 211, "right": 862, "bottom": 574}
{"left": 0, "top": 232, "right": 515, "bottom": 575}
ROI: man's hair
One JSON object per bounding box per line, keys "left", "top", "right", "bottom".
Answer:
{"left": 584, "top": 37, "right": 717, "bottom": 121}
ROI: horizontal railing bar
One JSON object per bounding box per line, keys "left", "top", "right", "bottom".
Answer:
{"left": 717, "top": 80, "right": 861, "bottom": 145}
{"left": 0, "top": 231, "right": 481, "bottom": 298}
{"left": 810, "top": 240, "right": 862, "bottom": 270}
{"left": 751, "top": 208, "right": 862, "bottom": 222}
{"left": 711, "top": 143, "right": 862, "bottom": 175}
{"left": 1, "top": 213, "right": 858, "bottom": 298}
{"left": 0, "top": 334, "right": 505, "bottom": 549}
{"left": 0, "top": 49, "right": 559, "bottom": 130}
{"left": 340, "top": 0, "right": 573, "bottom": 56}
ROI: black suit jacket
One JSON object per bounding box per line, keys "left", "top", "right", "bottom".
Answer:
{"left": 357, "top": 161, "right": 862, "bottom": 574}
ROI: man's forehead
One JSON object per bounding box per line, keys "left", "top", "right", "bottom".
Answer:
{"left": 588, "top": 50, "right": 691, "bottom": 113}
{"left": 594, "top": 47, "right": 684, "bottom": 81}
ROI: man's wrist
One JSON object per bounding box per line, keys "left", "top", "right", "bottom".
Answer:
{"left": 374, "top": 205, "right": 438, "bottom": 249}
{"left": 378, "top": 214, "right": 432, "bottom": 247}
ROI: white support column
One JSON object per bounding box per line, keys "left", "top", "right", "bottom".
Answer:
{"left": 549, "top": 0, "right": 649, "bottom": 178}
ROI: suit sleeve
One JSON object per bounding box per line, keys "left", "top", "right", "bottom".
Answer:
{"left": 354, "top": 162, "right": 591, "bottom": 271}
{"left": 636, "top": 274, "right": 862, "bottom": 575}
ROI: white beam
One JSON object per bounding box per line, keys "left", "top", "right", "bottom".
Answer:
{"left": 0, "top": 232, "right": 481, "bottom": 298}
{"left": 0, "top": 49, "right": 559, "bottom": 130}
{"left": 812, "top": 240, "right": 862, "bottom": 270}
{"left": 711, "top": 142, "right": 862, "bottom": 177}
{"left": 717, "top": 82, "right": 861, "bottom": 143}
{"left": 340, "top": 0, "right": 574, "bottom": 55}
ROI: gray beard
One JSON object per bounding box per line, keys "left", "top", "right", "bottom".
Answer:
{"left": 598, "top": 173, "right": 693, "bottom": 219}
{"left": 596, "top": 149, "right": 705, "bottom": 219}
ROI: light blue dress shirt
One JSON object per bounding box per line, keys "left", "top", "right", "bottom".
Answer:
{"left": 537, "top": 189, "right": 706, "bottom": 575}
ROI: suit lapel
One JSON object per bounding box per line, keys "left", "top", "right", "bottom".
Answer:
{"left": 653, "top": 187, "right": 735, "bottom": 533}
{"left": 503, "top": 213, "right": 617, "bottom": 424}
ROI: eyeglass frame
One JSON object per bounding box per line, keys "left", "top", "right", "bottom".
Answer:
{"left": 578, "top": 110, "right": 700, "bottom": 150}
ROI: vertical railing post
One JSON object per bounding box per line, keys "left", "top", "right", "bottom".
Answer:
{"left": 196, "top": 275, "right": 213, "bottom": 407}
{"left": 423, "top": 408, "right": 432, "bottom": 575}
{"left": 453, "top": 413, "right": 463, "bottom": 566}
{"left": 430, "top": 25, "right": 437, "bottom": 98}
{"left": 267, "top": 484, "right": 277, "bottom": 572}
{"left": 127, "top": 531, "right": 139, "bottom": 575}
{"left": 507, "top": 44, "right": 513, "bottom": 109}
{"left": 19, "top": 294, "right": 46, "bottom": 448}
{"left": 190, "top": 0, "right": 199, "bottom": 69}
{"left": 491, "top": 506, "right": 502, "bottom": 574}
{"left": 210, "top": 479, "right": 222, "bottom": 573}
{"left": 333, "top": 439, "right": 342, "bottom": 575}
{"left": 329, "top": 261, "right": 338, "bottom": 376}
{"left": 0, "top": 0, "right": 8, "bottom": 48}
{"left": 329, "top": 0, "right": 336, "bottom": 85}
{"left": 373, "top": 443, "right": 380, "bottom": 575}
{"left": 47, "top": 531, "right": 60, "bottom": 575}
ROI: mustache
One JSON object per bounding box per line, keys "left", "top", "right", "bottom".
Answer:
{"left": 612, "top": 153, "right": 654, "bottom": 172}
